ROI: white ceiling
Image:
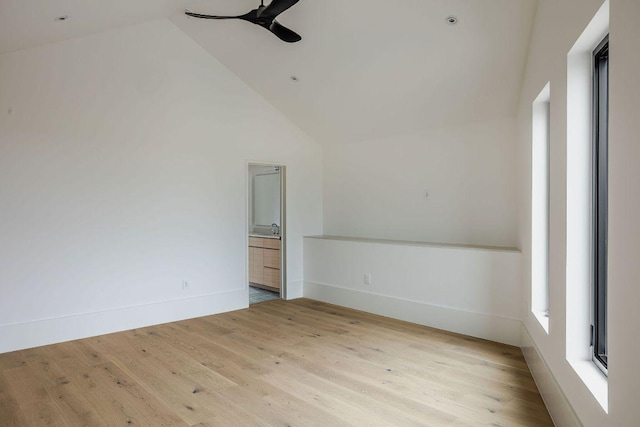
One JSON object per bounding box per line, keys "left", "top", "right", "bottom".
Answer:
{"left": 0, "top": 0, "right": 177, "bottom": 54}
{"left": 0, "top": 0, "right": 536, "bottom": 145}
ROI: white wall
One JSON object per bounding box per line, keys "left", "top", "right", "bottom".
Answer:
{"left": 304, "top": 236, "right": 522, "bottom": 346}
{"left": 517, "top": 0, "right": 640, "bottom": 425}
{"left": 0, "top": 19, "right": 323, "bottom": 353}
{"left": 323, "top": 117, "right": 518, "bottom": 247}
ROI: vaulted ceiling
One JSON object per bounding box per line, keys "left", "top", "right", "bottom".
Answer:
{"left": 0, "top": 0, "right": 536, "bottom": 145}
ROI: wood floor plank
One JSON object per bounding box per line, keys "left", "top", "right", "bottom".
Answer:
{"left": 0, "top": 373, "right": 30, "bottom": 427}
{"left": 19, "top": 399, "right": 69, "bottom": 427}
{"left": 25, "top": 354, "right": 109, "bottom": 427}
{"left": 105, "top": 352, "right": 234, "bottom": 425}
{"left": 231, "top": 303, "right": 538, "bottom": 408}
{"left": 0, "top": 298, "right": 553, "bottom": 426}
{"left": 3, "top": 365, "right": 50, "bottom": 405}
{"left": 261, "top": 353, "right": 456, "bottom": 426}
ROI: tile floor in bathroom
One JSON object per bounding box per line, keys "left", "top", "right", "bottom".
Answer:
{"left": 249, "top": 286, "right": 280, "bottom": 304}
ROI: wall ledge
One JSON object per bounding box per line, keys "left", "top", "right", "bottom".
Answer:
{"left": 305, "top": 235, "right": 519, "bottom": 253}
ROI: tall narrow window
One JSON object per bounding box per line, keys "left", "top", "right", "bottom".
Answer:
{"left": 532, "top": 83, "right": 550, "bottom": 332}
{"left": 566, "top": 0, "right": 609, "bottom": 410}
{"left": 592, "top": 35, "right": 608, "bottom": 373}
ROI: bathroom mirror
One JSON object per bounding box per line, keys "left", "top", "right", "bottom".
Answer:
{"left": 253, "top": 173, "right": 280, "bottom": 226}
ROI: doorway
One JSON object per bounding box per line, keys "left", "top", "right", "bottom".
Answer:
{"left": 247, "top": 163, "right": 286, "bottom": 305}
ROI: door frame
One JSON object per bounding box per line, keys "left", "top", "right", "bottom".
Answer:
{"left": 246, "top": 162, "right": 287, "bottom": 301}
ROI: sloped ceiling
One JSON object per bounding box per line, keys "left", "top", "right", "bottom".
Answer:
{"left": 0, "top": 0, "right": 536, "bottom": 145}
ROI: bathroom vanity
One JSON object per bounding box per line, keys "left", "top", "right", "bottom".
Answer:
{"left": 249, "top": 236, "right": 281, "bottom": 291}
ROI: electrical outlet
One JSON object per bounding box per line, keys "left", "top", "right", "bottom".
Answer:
{"left": 182, "top": 280, "right": 189, "bottom": 291}
{"left": 364, "top": 273, "right": 371, "bottom": 285}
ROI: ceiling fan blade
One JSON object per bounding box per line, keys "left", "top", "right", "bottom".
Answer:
{"left": 185, "top": 2, "right": 302, "bottom": 43}
{"left": 261, "top": 0, "right": 300, "bottom": 20}
{"left": 268, "top": 20, "right": 302, "bottom": 43}
{"left": 185, "top": 9, "right": 258, "bottom": 22}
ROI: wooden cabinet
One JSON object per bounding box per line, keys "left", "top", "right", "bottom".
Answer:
{"left": 249, "top": 246, "right": 264, "bottom": 285}
{"left": 249, "top": 237, "right": 281, "bottom": 291}
{"left": 263, "top": 247, "right": 280, "bottom": 269}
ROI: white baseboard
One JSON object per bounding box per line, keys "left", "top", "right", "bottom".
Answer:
{"left": 0, "top": 289, "right": 247, "bottom": 354}
{"left": 285, "top": 280, "right": 304, "bottom": 300}
{"left": 303, "top": 281, "right": 522, "bottom": 346}
{"left": 521, "top": 325, "right": 581, "bottom": 427}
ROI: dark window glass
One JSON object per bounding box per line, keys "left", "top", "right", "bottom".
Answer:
{"left": 592, "top": 35, "right": 608, "bottom": 372}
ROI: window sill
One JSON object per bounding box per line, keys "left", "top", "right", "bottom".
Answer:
{"left": 568, "top": 358, "right": 608, "bottom": 412}
{"left": 533, "top": 311, "right": 549, "bottom": 334}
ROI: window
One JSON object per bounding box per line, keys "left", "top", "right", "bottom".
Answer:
{"left": 566, "top": 0, "right": 609, "bottom": 410}
{"left": 531, "top": 83, "right": 551, "bottom": 332}
{"left": 592, "top": 35, "right": 609, "bottom": 373}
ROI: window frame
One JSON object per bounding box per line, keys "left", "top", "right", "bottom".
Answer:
{"left": 592, "top": 35, "right": 609, "bottom": 374}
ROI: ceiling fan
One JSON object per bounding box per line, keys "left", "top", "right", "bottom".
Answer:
{"left": 185, "top": 0, "right": 302, "bottom": 43}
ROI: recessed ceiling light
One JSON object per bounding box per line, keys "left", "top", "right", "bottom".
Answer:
{"left": 55, "top": 15, "right": 69, "bottom": 22}
{"left": 290, "top": 76, "right": 299, "bottom": 82}
{"left": 445, "top": 16, "right": 458, "bottom": 25}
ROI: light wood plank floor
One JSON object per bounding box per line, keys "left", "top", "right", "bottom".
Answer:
{"left": 0, "top": 299, "right": 553, "bottom": 426}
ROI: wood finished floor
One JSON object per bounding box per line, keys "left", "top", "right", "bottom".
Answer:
{"left": 0, "top": 299, "right": 553, "bottom": 426}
